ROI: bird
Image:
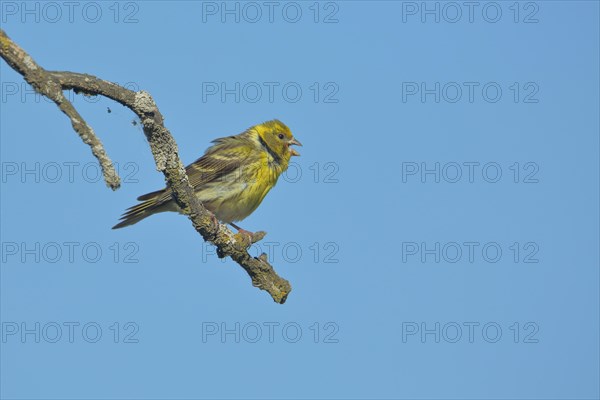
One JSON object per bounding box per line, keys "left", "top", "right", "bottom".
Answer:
{"left": 112, "top": 119, "right": 302, "bottom": 232}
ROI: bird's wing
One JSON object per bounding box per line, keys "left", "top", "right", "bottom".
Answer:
{"left": 140, "top": 134, "right": 255, "bottom": 205}
{"left": 187, "top": 135, "right": 252, "bottom": 189}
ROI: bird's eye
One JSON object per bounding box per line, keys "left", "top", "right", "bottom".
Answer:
{"left": 278, "top": 133, "right": 284, "bottom": 139}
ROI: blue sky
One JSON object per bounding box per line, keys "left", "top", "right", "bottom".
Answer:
{"left": 1, "top": 1, "right": 599, "bottom": 399}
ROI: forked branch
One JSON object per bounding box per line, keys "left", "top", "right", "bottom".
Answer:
{"left": 0, "top": 29, "right": 291, "bottom": 303}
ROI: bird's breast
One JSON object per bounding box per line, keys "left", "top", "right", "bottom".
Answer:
{"left": 195, "top": 154, "right": 284, "bottom": 223}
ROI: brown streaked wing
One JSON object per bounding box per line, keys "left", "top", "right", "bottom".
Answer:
{"left": 187, "top": 134, "right": 254, "bottom": 189}
{"left": 150, "top": 134, "right": 255, "bottom": 205}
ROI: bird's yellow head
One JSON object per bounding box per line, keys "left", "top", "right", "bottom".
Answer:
{"left": 254, "top": 120, "right": 302, "bottom": 163}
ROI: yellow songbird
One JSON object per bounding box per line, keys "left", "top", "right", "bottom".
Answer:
{"left": 113, "top": 119, "right": 302, "bottom": 231}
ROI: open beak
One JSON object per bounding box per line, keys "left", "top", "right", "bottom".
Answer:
{"left": 289, "top": 138, "right": 302, "bottom": 156}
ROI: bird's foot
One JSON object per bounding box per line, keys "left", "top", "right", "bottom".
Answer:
{"left": 230, "top": 223, "right": 266, "bottom": 245}
{"left": 210, "top": 215, "right": 220, "bottom": 231}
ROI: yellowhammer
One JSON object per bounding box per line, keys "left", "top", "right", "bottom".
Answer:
{"left": 112, "top": 119, "right": 301, "bottom": 231}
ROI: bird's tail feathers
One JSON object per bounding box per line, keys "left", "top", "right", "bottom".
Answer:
{"left": 112, "top": 190, "right": 169, "bottom": 229}
{"left": 136, "top": 189, "right": 164, "bottom": 201}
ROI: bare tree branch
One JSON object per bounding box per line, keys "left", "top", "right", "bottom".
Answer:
{"left": 0, "top": 29, "right": 292, "bottom": 303}
{"left": 0, "top": 32, "right": 120, "bottom": 190}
